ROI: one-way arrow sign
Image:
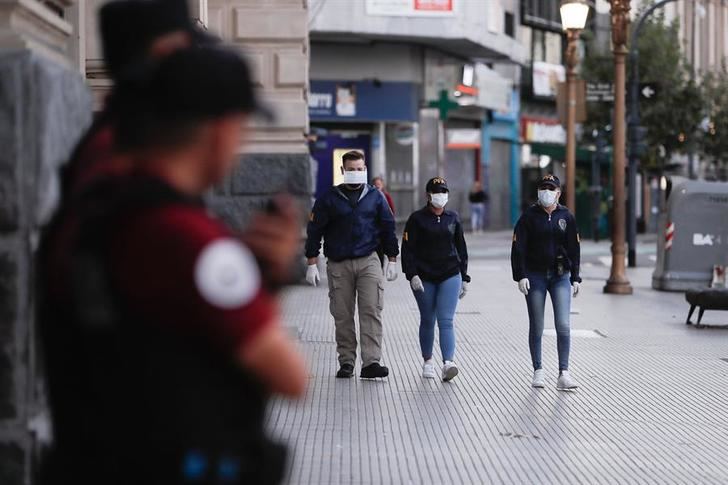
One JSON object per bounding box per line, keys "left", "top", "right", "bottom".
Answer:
{"left": 639, "top": 82, "right": 660, "bottom": 100}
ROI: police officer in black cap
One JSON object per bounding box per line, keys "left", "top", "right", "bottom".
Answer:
{"left": 38, "top": 45, "right": 306, "bottom": 485}
{"left": 402, "top": 176, "right": 470, "bottom": 382}
{"left": 510, "top": 174, "right": 581, "bottom": 391}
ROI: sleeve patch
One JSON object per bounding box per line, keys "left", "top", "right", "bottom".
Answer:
{"left": 577, "top": 233, "right": 581, "bottom": 243}
{"left": 404, "top": 231, "right": 408, "bottom": 242}
{"left": 309, "top": 212, "right": 314, "bottom": 222}
{"left": 194, "top": 238, "right": 260, "bottom": 309}
{"left": 512, "top": 233, "right": 517, "bottom": 242}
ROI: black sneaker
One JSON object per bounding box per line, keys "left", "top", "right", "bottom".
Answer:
{"left": 336, "top": 363, "right": 354, "bottom": 378}
{"left": 360, "top": 363, "right": 389, "bottom": 379}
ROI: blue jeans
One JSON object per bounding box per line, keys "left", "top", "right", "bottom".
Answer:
{"left": 470, "top": 203, "right": 485, "bottom": 232}
{"left": 525, "top": 271, "right": 571, "bottom": 371}
{"left": 413, "top": 274, "right": 461, "bottom": 363}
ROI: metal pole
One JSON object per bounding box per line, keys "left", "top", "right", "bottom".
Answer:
{"left": 592, "top": 131, "right": 605, "bottom": 242}
{"left": 605, "top": 0, "right": 633, "bottom": 295}
{"left": 627, "top": 0, "right": 678, "bottom": 268}
{"left": 565, "top": 29, "right": 580, "bottom": 214}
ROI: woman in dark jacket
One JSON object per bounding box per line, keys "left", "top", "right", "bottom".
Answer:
{"left": 510, "top": 174, "right": 581, "bottom": 391}
{"left": 402, "top": 177, "right": 470, "bottom": 382}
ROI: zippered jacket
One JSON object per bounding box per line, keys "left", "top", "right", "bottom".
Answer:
{"left": 401, "top": 206, "right": 470, "bottom": 284}
{"left": 305, "top": 184, "right": 399, "bottom": 262}
{"left": 511, "top": 204, "right": 581, "bottom": 283}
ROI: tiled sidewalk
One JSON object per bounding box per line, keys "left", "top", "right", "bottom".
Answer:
{"left": 268, "top": 236, "right": 728, "bottom": 484}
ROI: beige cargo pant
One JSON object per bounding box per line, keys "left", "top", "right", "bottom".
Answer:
{"left": 326, "top": 252, "right": 384, "bottom": 367}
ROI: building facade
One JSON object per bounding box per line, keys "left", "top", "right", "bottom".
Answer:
{"left": 308, "top": 0, "right": 525, "bottom": 229}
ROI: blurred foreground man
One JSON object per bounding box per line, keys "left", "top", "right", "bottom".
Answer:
{"left": 38, "top": 46, "right": 306, "bottom": 485}
{"left": 304, "top": 151, "right": 399, "bottom": 379}
{"left": 62, "top": 0, "right": 216, "bottom": 197}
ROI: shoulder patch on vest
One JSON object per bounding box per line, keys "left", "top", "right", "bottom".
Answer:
{"left": 194, "top": 238, "right": 260, "bottom": 309}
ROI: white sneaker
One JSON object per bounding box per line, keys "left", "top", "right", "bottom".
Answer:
{"left": 422, "top": 359, "right": 436, "bottom": 379}
{"left": 442, "top": 361, "right": 459, "bottom": 382}
{"left": 532, "top": 369, "right": 545, "bottom": 388}
{"left": 557, "top": 371, "right": 578, "bottom": 391}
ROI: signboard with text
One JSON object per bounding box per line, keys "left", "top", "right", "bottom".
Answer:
{"left": 521, "top": 117, "right": 566, "bottom": 145}
{"left": 309, "top": 80, "right": 418, "bottom": 122}
{"left": 532, "top": 62, "right": 565, "bottom": 98}
{"left": 366, "top": 0, "right": 455, "bottom": 17}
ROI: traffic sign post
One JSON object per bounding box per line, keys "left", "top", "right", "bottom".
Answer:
{"left": 639, "top": 82, "right": 660, "bottom": 100}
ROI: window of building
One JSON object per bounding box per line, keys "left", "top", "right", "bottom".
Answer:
{"left": 521, "top": 0, "right": 562, "bottom": 32}
{"left": 505, "top": 11, "right": 516, "bottom": 38}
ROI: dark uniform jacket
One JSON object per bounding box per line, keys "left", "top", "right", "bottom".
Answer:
{"left": 38, "top": 175, "right": 285, "bottom": 485}
{"left": 305, "top": 184, "right": 399, "bottom": 262}
{"left": 401, "top": 207, "right": 470, "bottom": 284}
{"left": 510, "top": 204, "right": 582, "bottom": 284}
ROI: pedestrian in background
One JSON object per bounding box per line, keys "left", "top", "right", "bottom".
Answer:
{"left": 510, "top": 174, "right": 581, "bottom": 391}
{"left": 38, "top": 46, "right": 306, "bottom": 485}
{"left": 372, "top": 176, "right": 395, "bottom": 214}
{"left": 305, "top": 151, "right": 399, "bottom": 379}
{"left": 402, "top": 177, "right": 469, "bottom": 382}
{"left": 373, "top": 176, "right": 395, "bottom": 268}
{"left": 468, "top": 180, "right": 488, "bottom": 233}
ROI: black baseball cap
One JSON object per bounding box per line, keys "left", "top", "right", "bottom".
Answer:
{"left": 426, "top": 177, "right": 449, "bottom": 193}
{"left": 114, "top": 45, "right": 269, "bottom": 119}
{"left": 99, "top": 0, "right": 219, "bottom": 80}
{"left": 538, "top": 174, "right": 561, "bottom": 190}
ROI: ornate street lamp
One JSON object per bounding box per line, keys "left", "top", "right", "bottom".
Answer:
{"left": 560, "top": 0, "right": 591, "bottom": 214}
{"left": 604, "top": 0, "right": 633, "bottom": 295}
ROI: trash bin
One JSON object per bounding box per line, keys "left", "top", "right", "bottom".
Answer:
{"left": 653, "top": 180, "right": 728, "bottom": 291}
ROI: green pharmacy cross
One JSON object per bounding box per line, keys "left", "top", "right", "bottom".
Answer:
{"left": 428, "top": 89, "right": 459, "bottom": 121}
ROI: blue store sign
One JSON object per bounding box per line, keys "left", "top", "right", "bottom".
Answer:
{"left": 309, "top": 80, "right": 418, "bottom": 122}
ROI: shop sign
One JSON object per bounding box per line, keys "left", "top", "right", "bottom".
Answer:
{"left": 521, "top": 117, "right": 566, "bottom": 145}
{"left": 446, "top": 128, "right": 481, "bottom": 149}
{"left": 475, "top": 64, "right": 512, "bottom": 112}
{"left": 532, "top": 62, "right": 565, "bottom": 98}
{"left": 366, "top": 0, "right": 455, "bottom": 17}
{"left": 309, "top": 80, "right": 418, "bottom": 122}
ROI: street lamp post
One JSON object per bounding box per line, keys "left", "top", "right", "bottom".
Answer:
{"left": 560, "top": 0, "right": 591, "bottom": 214}
{"left": 604, "top": 0, "right": 633, "bottom": 295}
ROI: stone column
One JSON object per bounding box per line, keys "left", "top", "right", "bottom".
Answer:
{"left": 205, "top": 0, "right": 312, "bottom": 231}
{"left": 0, "top": 1, "right": 92, "bottom": 483}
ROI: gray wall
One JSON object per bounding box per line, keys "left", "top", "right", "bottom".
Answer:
{"left": 310, "top": 42, "right": 424, "bottom": 83}
{"left": 0, "top": 51, "right": 92, "bottom": 485}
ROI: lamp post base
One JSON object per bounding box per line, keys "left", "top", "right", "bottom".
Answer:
{"left": 603, "top": 278, "right": 634, "bottom": 295}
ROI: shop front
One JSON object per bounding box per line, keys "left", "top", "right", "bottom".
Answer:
{"left": 308, "top": 79, "right": 419, "bottom": 220}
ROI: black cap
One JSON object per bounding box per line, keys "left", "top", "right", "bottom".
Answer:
{"left": 425, "top": 177, "right": 449, "bottom": 193}
{"left": 111, "top": 45, "right": 272, "bottom": 149}
{"left": 538, "top": 174, "right": 561, "bottom": 190}
{"left": 99, "top": 0, "right": 219, "bottom": 80}
{"left": 114, "top": 45, "right": 266, "bottom": 120}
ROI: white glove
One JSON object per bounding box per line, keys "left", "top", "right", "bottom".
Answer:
{"left": 459, "top": 281, "right": 468, "bottom": 299}
{"left": 306, "top": 264, "right": 320, "bottom": 287}
{"left": 572, "top": 282, "right": 580, "bottom": 297}
{"left": 518, "top": 278, "right": 530, "bottom": 296}
{"left": 410, "top": 275, "right": 424, "bottom": 293}
{"left": 385, "top": 261, "right": 398, "bottom": 281}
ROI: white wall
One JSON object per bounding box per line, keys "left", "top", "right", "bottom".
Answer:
{"left": 310, "top": 0, "right": 525, "bottom": 63}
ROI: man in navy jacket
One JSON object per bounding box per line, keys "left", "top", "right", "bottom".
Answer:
{"left": 305, "top": 151, "right": 399, "bottom": 379}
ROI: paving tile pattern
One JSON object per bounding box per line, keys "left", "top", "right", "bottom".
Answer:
{"left": 267, "top": 238, "right": 728, "bottom": 485}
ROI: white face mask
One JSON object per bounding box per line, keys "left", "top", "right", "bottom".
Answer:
{"left": 538, "top": 189, "right": 559, "bottom": 207}
{"left": 343, "top": 170, "right": 368, "bottom": 185}
{"left": 430, "top": 193, "right": 449, "bottom": 209}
